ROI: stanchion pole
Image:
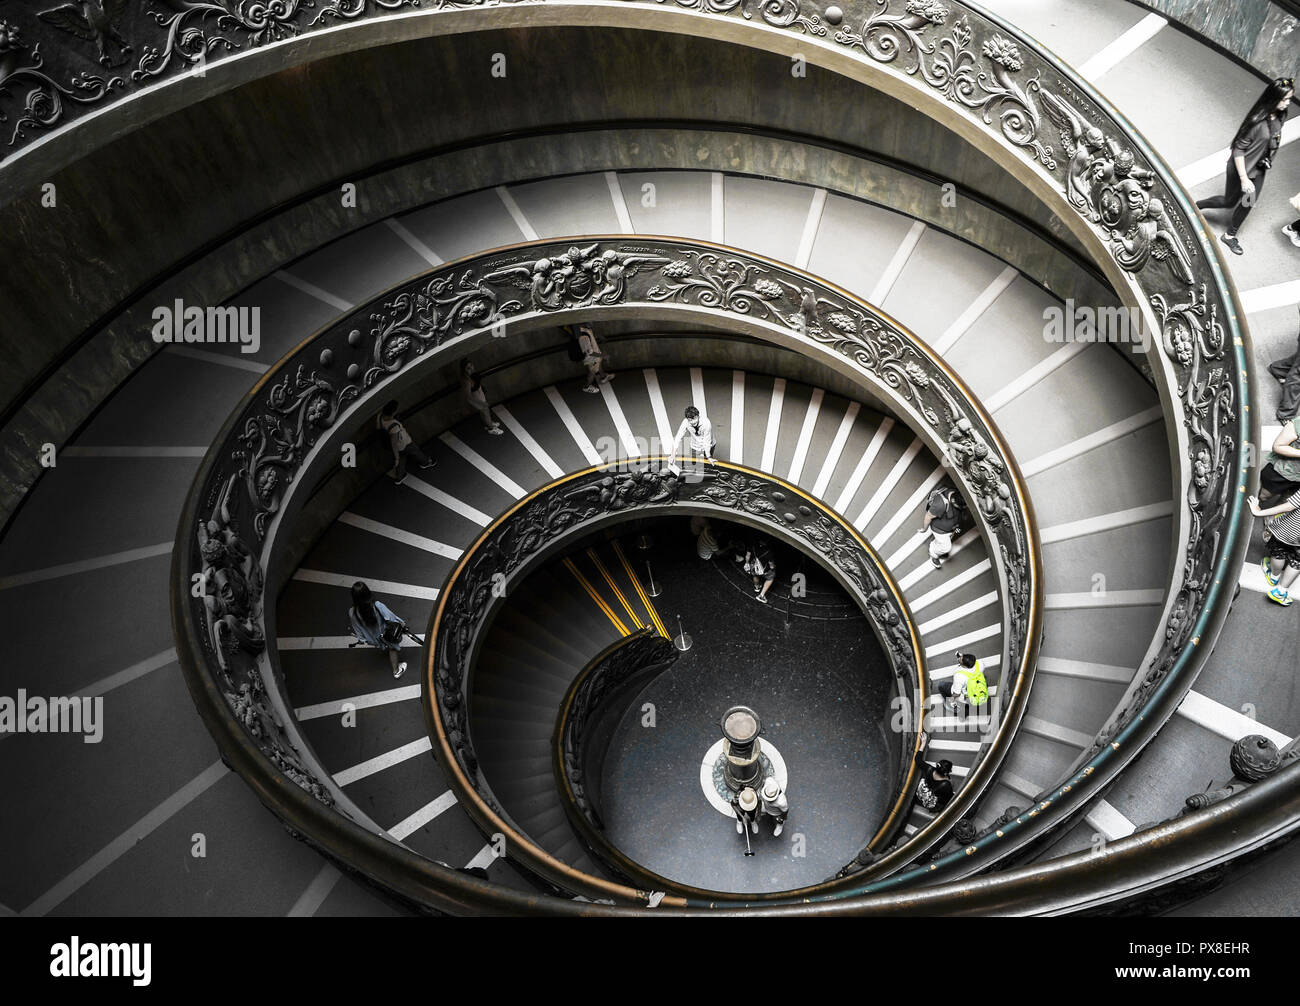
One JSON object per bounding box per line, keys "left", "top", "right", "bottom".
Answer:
{"left": 673, "top": 614, "right": 693, "bottom": 652}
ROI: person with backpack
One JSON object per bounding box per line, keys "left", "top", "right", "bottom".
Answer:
{"left": 913, "top": 733, "right": 953, "bottom": 812}
{"left": 377, "top": 400, "right": 435, "bottom": 485}
{"left": 922, "top": 487, "right": 964, "bottom": 568}
{"left": 937, "top": 651, "right": 989, "bottom": 713}
{"left": 573, "top": 324, "right": 614, "bottom": 393}
{"left": 348, "top": 581, "right": 410, "bottom": 678}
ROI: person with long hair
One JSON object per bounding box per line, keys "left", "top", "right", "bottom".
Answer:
{"left": 348, "top": 581, "right": 409, "bottom": 677}
{"left": 1196, "top": 77, "right": 1293, "bottom": 255}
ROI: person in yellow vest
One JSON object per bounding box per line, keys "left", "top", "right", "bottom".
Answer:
{"left": 937, "top": 652, "right": 988, "bottom": 712}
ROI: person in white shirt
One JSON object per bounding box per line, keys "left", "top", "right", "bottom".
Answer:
{"left": 576, "top": 324, "right": 614, "bottom": 393}
{"left": 936, "top": 651, "right": 988, "bottom": 713}
{"left": 759, "top": 776, "right": 788, "bottom": 836}
{"left": 669, "top": 406, "right": 715, "bottom": 469}
{"left": 732, "top": 786, "right": 759, "bottom": 844}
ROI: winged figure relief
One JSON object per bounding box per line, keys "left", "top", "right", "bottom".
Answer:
{"left": 1040, "top": 90, "right": 1107, "bottom": 220}
{"left": 1041, "top": 91, "right": 1195, "bottom": 283}
{"left": 38, "top": 0, "right": 132, "bottom": 67}
{"left": 485, "top": 244, "right": 668, "bottom": 312}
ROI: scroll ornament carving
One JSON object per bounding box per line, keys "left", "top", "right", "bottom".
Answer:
{"left": 833, "top": 5, "right": 1055, "bottom": 168}
{"left": 649, "top": 252, "right": 940, "bottom": 426}
{"left": 195, "top": 472, "right": 334, "bottom": 807}
{"left": 237, "top": 364, "right": 358, "bottom": 538}
{"left": 1041, "top": 92, "right": 1194, "bottom": 283}
{"left": 654, "top": 0, "right": 827, "bottom": 36}
{"left": 0, "top": 17, "right": 121, "bottom": 145}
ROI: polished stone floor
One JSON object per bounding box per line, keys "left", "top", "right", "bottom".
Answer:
{"left": 600, "top": 518, "right": 896, "bottom": 894}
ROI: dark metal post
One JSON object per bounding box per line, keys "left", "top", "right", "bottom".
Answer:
{"left": 721, "top": 705, "right": 763, "bottom": 791}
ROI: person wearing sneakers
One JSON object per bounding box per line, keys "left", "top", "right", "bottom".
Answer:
{"left": 744, "top": 541, "right": 777, "bottom": 604}
{"left": 461, "top": 359, "right": 504, "bottom": 435}
{"left": 1282, "top": 191, "right": 1300, "bottom": 248}
{"left": 576, "top": 324, "right": 614, "bottom": 393}
{"left": 1196, "top": 78, "right": 1293, "bottom": 256}
{"left": 922, "top": 486, "right": 964, "bottom": 568}
{"left": 759, "top": 777, "right": 789, "bottom": 837}
{"left": 348, "top": 581, "right": 409, "bottom": 677}
{"left": 377, "top": 400, "right": 435, "bottom": 485}
{"left": 1248, "top": 489, "right": 1300, "bottom": 606}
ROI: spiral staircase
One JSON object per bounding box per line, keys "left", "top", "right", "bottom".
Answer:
{"left": 0, "top": 0, "right": 1297, "bottom": 916}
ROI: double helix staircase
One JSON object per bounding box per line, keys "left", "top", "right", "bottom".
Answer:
{"left": 1, "top": 0, "right": 1294, "bottom": 915}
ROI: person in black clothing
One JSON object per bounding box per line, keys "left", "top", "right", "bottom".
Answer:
{"left": 922, "top": 487, "right": 964, "bottom": 568}
{"left": 1196, "top": 78, "right": 1293, "bottom": 255}
{"left": 744, "top": 540, "right": 777, "bottom": 604}
{"left": 913, "top": 732, "right": 953, "bottom": 812}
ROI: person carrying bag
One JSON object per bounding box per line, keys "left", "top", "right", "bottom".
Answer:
{"left": 348, "top": 581, "right": 411, "bottom": 678}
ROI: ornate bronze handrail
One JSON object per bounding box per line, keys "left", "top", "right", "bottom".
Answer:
{"left": 425, "top": 456, "right": 933, "bottom": 903}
